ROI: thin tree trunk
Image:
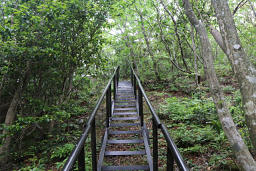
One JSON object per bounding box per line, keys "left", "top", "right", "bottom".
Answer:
{"left": 233, "top": 0, "right": 247, "bottom": 15}
{"left": 121, "top": 19, "right": 138, "bottom": 71}
{"left": 212, "top": 0, "right": 256, "bottom": 150}
{"left": 153, "top": 2, "right": 189, "bottom": 73}
{"left": 0, "top": 62, "right": 31, "bottom": 164}
{"left": 0, "top": 73, "right": 7, "bottom": 98}
{"left": 183, "top": 0, "right": 256, "bottom": 170}
{"left": 210, "top": 26, "right": 226, "bottom": 54}
{"left": 66, "top": 71, "right": 74, "bottom": 101}
{"left": 135, "top": 6, "right": 161, "bottom": 81}
{"left": 159, "top": 0, "right": 189, "bottom": 71}
{"left": 248, "top": 0, "right": 256, "bottom": 18}
{"left": 190, "top": 24, "right": 199, "bottom": 86}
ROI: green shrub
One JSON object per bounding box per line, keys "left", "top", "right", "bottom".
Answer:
{"left": 160, "top": 96, "right": 217, "bottom": 124}
{"left": 51, "top": 143, "right": 75, "bottom": 159}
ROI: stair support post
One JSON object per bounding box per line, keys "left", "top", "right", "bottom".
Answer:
{"left": 153, "top": 118, "right": 158, "bottom": 171}
{"left": 131, "top": 68, "right": 134, "bottom": 87}
{"left": 167, "top": 146, "right": 174, "bottom": 171}
{"left": 78, "top": 147, "right": 85, "bottom": 171}
{"left": 91, "top": 119, "right": 97, "bottom": 171}
{"left": 117, "top": 67, "right": 120, "bottom": 87}
{"left": 138, "top": 88, "right": 143, "bottom": 126}
{"left": 106, "top": 85, "right": 111, "bottom": 127}
{"left": 113, "top": 75, "right": 116, "bottom": 100}
{"left": 133, "top": 75, "right": 137, "bottom": 99}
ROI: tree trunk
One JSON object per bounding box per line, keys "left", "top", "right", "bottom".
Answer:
{"left": 135, "top": 6, "right": 161, "bottom": 81}
{"left": 248, "top": 0, "right": 256, "bottom": 18}
{"left": 0, "top": 103, "right": 9, "bottom": 123}
{"left": 121, "top": 19, "right": 138, "bottom": 71}
{"left": 183, "top": 0, "right": 256, "bottom": 170}
{"left": 189, "top": 24, "right": 199, "bottom": 86}
{"left": 212, "top": 0, "right": 256, "bottom": 149}
{"left": 160, "top": 0, "right": 190, "bottom": 72}
{"left": 0, "top": 62, "right": 31, "bottom": 164}
{"left": 153, "top": 2, "right": 188, "bottom": 73}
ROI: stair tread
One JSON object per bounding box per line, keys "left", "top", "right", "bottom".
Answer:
{"left": 114, "top": 108, "right": 136, "bottom": 111}
{"left": 110, "top": 123, "right": 140, "bottom": 127}
{"left": 113, "top": 112, "right": 137, "bottom": 115}
{"left": 105, "top": 150, "right": 146, "bottom": 156}
{"left": 117, "top": 95, "right": 135, "bottom": 98}
{"left": 102, "top": 165, "right": 150, "bottom": 171}
{"left": 115, "top": 104, "right": 136, "bottom": 107}
{"left": 115, "top": 101, "right": 136, "bottom": 103}
{"left": 108, "top": 130, "right": 142, "bottom": 135}
{"left": 116, "top": 98, "right": 135, "bottom": 101}
{"left": 108, "top": 139, "right": 144, "bottom": 144}
{"left": 111, "top": 117, "right": 139, "bottom": 121}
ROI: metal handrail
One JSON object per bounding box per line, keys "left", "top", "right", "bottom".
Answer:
{"left": 62, "top": 66, "right": 120, "bottom": 171}
{"left": 131, "top": 67, "right": 189, "bottom": 171}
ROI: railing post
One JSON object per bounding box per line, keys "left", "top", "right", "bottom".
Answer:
{"left": 109, "top": 84, "right": 112, "bottom": 117}
{"left": 153, "top": 118, "right": 158, "bottom": 171}
{"left": 131, "top": 68, "right": 133, "bottom": 86}
{"left": 117, "top": 67, "right": 120, "bottom": 87}
{"left": 106, "top": 86, "right": 111, "bottom": 127}
{"left": 133, "top": 75, "right": 137, "bottom": 99}
{"left": 113, "top": 75, "right": 116, "bottom": 100}
{"left": 138, "top": 88, "right": 143, "bottom": 126}
{"left": 78, "top": 147, "right": 85, "bottom": 171}
{"left": 91, "top": 119, "right": 97, "bottom": 171}
{"left": 167, "top": 146, "right": 174, "bottom": 171}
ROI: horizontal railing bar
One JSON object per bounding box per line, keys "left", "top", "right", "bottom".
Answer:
{"left": 62, "top": 66, "right": 119, "bottom": 171}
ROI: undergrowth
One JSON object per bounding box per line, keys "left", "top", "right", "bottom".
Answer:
{"left": 2, "top": 76, "right": 107, "bottom": 170}
{"left": 154, "top": 88, "right": 251, "bottom": 170}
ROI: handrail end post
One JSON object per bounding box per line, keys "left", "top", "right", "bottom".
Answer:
{"left": 153, "top": 118, "right": 158, "bottom": 171}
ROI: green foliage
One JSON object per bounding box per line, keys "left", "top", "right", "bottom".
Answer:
{"left": 160, "top": 96, "right": 216, "bottom": 124}
{"left": 223, "top": 85, "right": 235, "bottom": 94}
{"left": 0, "top": 0, "right": 255, "bottom": 169}
{"left": 0, "top": 0, "right": 115, "bottom": 169}
{"left": 18, "top": 157, "right": 46, "bottom": 171}
{"left": 51, "top": 143, "right": 74, "bottom": 159}
{"left": 158, "top": 94, "right": 244, "bottom": 169}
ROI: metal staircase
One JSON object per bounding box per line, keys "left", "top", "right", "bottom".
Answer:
{"left": 62, "top": 66, "right": 189, "bottom": 171}
{"left": 97, "top": 81, "right": 153, "bottom": 170}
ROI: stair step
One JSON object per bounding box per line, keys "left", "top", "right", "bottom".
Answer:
{"left": 113, "top": 112, "right": 137, "bottom": 115}
{"left": 115, "top": 101, "right": 136, "bottom": 103}
{"left": 116, "top": 98, "right": 135, "bottom": 101}
{"left": 114, "top": 108, "right": 136, "bottom": 111}
{"left": 108, "top": 130, "right": 142, "bottom": 135}
{"left": 108, "top": 139, "right": 144, "bottom": 144}
{"left": 117, "top": 92, "right": 134, "bottom": 94}
{"left": 110, "top": 123, "right": 140, "bottom": 127}
{"left": 105, "top": 150, "right": 146, "bottom": 156}
{"left": 115, "top": 104, "right": 136, "bottom": 107}
{"left": 102, "top": 165, "right": 150, "bottom": 171}
{"left": 118, "top": 89, "right": 133, "bottom": 91}
{"left": 111, "top": 117, "right": 139, "bottom": 121}
{"left": 117, "top": 95, "right": 135, "bottom": 98}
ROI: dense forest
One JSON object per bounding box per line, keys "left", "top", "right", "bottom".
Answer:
{"left": 0, "top": 0, "right": 256, "bottom": 170}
